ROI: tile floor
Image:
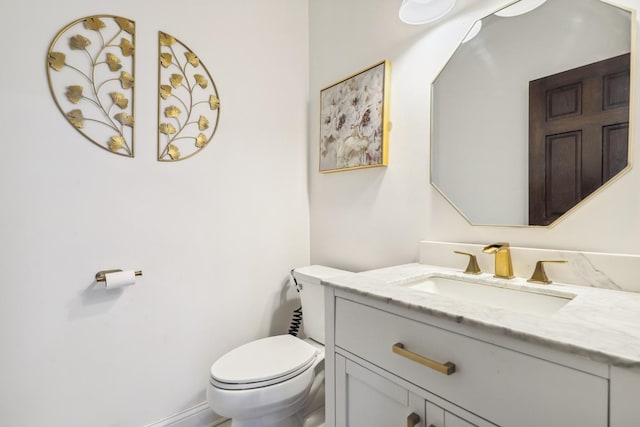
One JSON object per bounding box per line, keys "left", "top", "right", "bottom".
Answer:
{"left": 214, "top": 407, "right": 324, "bottom": 427}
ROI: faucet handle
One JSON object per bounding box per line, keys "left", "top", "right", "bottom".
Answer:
{"left": 527, "top": 260, "right": 568, "bottom": 284}
{"left": 454, "top": 251, "right": 482, "bottom": 275}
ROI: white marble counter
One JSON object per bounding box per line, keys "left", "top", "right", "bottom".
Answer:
{"left": 323, "top": 263, "right": 640, "bottom": 370}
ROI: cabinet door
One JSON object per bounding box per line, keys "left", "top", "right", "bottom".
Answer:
{"left": 335, "top": 354, "right": 425, "bottom": 427}
{"left": 610, "top": 366, "right": 640, "bottom": 426}
{"left": 427, "top": 401, "right": 476, "bottom": 427}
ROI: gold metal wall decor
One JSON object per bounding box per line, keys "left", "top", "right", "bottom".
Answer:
{"left": 47, "top": 16, "right": 136, "bottom": 157}
{"left": 157, "top": 32, "right": 220, "bottom": 161}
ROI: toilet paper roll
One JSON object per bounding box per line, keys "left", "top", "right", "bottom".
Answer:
{"left": 104, "top": 270, "right": 136, "bottom": 289}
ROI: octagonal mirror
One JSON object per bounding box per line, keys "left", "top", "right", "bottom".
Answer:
{"left": 431, "top": 0, "right": 634, "bottom": 226}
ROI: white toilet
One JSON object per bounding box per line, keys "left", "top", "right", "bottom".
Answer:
{"left": 207, "top": 265, "right": 350, "bottom": 427}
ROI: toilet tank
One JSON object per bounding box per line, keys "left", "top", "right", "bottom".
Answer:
{"left": 292, "top": 265, "right": 352, "bottom": 345}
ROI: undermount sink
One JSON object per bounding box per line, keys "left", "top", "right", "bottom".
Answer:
{"left": 403, "top": 275, "right": 575, "bottom": 315}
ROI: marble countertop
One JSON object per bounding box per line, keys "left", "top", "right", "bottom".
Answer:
{"left": 323, "top": 263, "right": 640, "bottom": 370}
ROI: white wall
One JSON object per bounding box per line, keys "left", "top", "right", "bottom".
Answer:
{"left": 0, "top": 1, "right": 309, "bottom": 426}
{"left": 309, "top": 0, "right": 640, "bottom": 272}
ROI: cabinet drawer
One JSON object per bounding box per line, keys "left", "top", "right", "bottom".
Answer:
{"left": 335, "top": 298, "right": 608, "bottom": 427}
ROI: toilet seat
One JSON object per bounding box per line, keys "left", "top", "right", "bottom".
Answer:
{"left": 210, "top": 335, "right": 318, "bottom": 390}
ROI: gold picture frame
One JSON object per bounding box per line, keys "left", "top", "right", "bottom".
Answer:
{"left": 319, "top": 60, "right": 390, "bottom": 172}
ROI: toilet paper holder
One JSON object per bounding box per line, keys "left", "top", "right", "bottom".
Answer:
{"left": 95, "top": 269, "right": 143, "bottom": 282}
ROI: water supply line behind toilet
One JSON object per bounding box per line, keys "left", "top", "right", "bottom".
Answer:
{"left": 288, "top": 269, "right": 303, "bottom": 336}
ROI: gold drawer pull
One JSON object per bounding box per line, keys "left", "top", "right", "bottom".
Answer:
{"left": 407, "top": 412, "right": 420, "bottom": 427}
{"left": 392, "top": 342, "right": 456, "bottom": 375}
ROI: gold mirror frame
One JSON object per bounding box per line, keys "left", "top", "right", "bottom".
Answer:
{"left": 430, "top": 0, "right": 636, "bottom": 227}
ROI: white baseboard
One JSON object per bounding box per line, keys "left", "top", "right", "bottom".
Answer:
{"left": 144, "top": 402, "right": 225, "bottom": 427}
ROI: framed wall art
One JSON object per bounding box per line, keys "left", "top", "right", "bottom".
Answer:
{"left": 319, "top": 60, "right": 390, "bottom": 173}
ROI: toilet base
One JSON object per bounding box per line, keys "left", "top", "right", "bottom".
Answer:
{"left": 229, "top": 406, "right": 324, "bottom": 427}
{"left": 302, "top": 406, "right": 325, "bottom": 427}
{"left": 230, "top": 413, "right": 302, "bottom": 427}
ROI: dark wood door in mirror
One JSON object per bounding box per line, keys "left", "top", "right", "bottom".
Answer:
{"left": 529, "top": 53, "right": 630, "bottom": 226}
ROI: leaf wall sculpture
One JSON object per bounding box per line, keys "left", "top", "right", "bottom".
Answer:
{"left": 47, "top": 15, "right": 136, "bottom": 157}
{"left": 157, "top": 32, "right": 220, "bottom": 161}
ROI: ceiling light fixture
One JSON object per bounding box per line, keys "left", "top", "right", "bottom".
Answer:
{"left": 399, "top": 0, "right": 457, "bottom": 25}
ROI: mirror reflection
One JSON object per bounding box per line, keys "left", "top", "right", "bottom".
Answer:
{"left": 431, "top": 0, "right": 632, "bottom": 226}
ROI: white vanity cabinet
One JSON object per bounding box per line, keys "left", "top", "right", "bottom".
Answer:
{"left": 335, "top": 355, "right": 425, "bottom": 427}
{"left": 335, "top": 353, "right": 480, "bottom": 427}
{"left": 426, "top": 402, "right": 478, "bottom": 427}
{"left": 325, "top": 289, "right": 615, "bottom": 427}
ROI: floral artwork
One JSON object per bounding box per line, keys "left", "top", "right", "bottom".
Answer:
{"left": 47, "top": 15, "right": 136, "bottom": 157}
{"left": 319, "top": 61, "right": 389, "bottom": 172}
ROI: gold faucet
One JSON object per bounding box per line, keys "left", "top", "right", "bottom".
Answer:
{"left": 482, "top": 242, "right": 514, "bottom": 279}
{"left": 528, "top": 260, "right": 568, "bottom": 284}
{"left": 454, "top": 251, "right": 482, "bottom": 275}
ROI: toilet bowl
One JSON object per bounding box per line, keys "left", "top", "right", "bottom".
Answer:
{"left": 207, "top": 335, "right": 324, "bottom": 427}
{"left": 207, "top": 266, "right": 350, "bottom": 427}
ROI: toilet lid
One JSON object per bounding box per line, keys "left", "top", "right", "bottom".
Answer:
{"left": 210, "top": 335, "right": 318, "bottom": 386}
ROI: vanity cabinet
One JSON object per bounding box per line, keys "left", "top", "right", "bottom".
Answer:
{"left": 326, "top": 290, "right": 613, "bottom": 427}
{"left": 335, "top": 355, "right": 424, "bottom": 427}
{"left": 426, "top": 402, "right": 477, "bottom": 427}
{"left": 335, "top": 353, "right": 479, "bottom": 427}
